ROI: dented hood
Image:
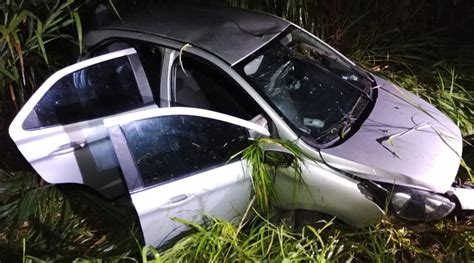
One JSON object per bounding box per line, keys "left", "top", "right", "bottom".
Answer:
{"left": 323, "top": 76, "right": 463, "bottom": 193}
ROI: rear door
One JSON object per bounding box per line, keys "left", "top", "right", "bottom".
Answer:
{"left": 105, "top": 108, "right": 269, "bottom": 247}
{"left": 9, "top": 48, "right": 156, "bottom": 198}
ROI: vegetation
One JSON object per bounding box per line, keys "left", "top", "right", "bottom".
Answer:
{"left": 1, "top": 0, "right": 473, "bottom": 262}
{"left": 239, "top": 137, "right": 309, "bottom": 213}
{"left": 141, "top": 214, "right": 473, "bottom": 262}
{"left": 0, "top": 0, "right": 81, "bottom": 108}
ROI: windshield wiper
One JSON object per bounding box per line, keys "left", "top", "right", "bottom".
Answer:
{"left": 313, "top": 96, "right": 365, "bottom": 144}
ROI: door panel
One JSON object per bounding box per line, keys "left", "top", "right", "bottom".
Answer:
{"left": 130, "top": 161, "right": 251, "bottom": 247}
{"left": 106, "top": 108, "right": 268, "bottom": 247}
{"left": 9, "top": 48, "right": 157, "bottom": 198}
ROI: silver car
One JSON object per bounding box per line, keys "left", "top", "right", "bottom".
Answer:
{"left": 8, "top": 4, "right": 473, "bottom": 247}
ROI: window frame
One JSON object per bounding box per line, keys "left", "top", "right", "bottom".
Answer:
{"left": 104, "top": 107, "right": 270, "bottom": 193}
{"left": 123, "top": 115, "right": 250, "bottom": 188}
{"left": 170, "top": 52, "right": 271, "bottom": 120}
{"left": 21, "top": 48, "right": 154, "bottom": 130}
{"left": 87, "top": 38, "right": 166, "bottom": 105}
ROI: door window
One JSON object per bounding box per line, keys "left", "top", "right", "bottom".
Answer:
{"left": 23, "top": 55, "right": 144, "bottom": 129}
{"left": 92, "top": 41, "right": 162, "bottom": 103}
{"left": 120, "top": 115, "right": 250, "bottom": 189}
{"left": 172, "top": 55, "right": 261, "bottom": 120}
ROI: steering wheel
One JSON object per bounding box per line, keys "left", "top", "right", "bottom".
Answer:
{"left": 265, "top": 61, "right": 295, "bottom": 97}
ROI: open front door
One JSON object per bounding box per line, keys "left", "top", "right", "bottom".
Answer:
{"left": 105, "top": 107, "right": 269, "bottom": 247}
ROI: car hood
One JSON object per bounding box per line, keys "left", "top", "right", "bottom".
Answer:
{"left": 322, "top": 75, "right": 463, "bottom": 193}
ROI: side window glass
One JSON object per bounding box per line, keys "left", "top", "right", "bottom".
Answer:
{"left": 121, "top": 115, "right": 249, "bottom": 188}
{"left": 23, "top": 55, "right": 143, "bottom": 129}
{"left": 93, "top": 41, "right": 162, "bottom": 103}
{"left": 173, "top": 55, "right": 260, "bottom": 120}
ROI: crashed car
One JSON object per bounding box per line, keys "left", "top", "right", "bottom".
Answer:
{"left": 8, "top": 4, "right": 473, "bottom": 247}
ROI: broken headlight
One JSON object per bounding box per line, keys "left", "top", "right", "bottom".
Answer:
{"left": 390, "top": 186, "right": 455, "bottom": 221}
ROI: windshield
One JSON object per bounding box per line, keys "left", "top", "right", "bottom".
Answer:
{"left": 237, "top": 27, "right": 373, "bottom": 146}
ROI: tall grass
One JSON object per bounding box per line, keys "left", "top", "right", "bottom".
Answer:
{"left": 239, "top": 137, "right": 308, "bottom": 213}
{"left": 153, "top": 214, "right": 343, "bottom": 262}
{"left": 139, "top": 214, "right": 473, "bottom": 262}
{"left": 0, "top": 0, "right": 81, "bottom": 107}
{"left": 0, "top": 170, "right": 140, "bottom": 261}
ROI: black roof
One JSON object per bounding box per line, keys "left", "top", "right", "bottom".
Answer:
{"left": 98, "top": 4, "right": 290, "bottom": 64}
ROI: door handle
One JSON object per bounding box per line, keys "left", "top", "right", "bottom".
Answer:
{"left": 162, "top": 194, "right": 196, "bottom": 209}
{"left": 50, "top": 142, "right": 84, "bottom": 156}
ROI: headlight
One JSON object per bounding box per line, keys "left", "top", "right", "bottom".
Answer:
{"left": 390, "top": 186, "right": 455, "bottom": 221}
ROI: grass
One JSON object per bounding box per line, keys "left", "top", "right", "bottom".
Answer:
{"left": 0, "top": 0, "right": 81, "bottom": 111}
{"left": 99, "top": 211, "right": 473, "bottom": 262}
{"left": 0, "top": 170, "right": 141, "bottom": 261}
{"left": 153, "top": 213, "right": 344, "bottom": 262}
{"left": 239, "top": 137, "right": 309, "bottom": 213}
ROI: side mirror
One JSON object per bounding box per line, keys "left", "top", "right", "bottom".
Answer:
{"left": 248, "top": 114, "right": 270, "bottom": 139}
{"left": 263, "top": 150, "right": 295, "bottom": 168}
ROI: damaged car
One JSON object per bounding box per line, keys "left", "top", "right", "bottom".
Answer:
{"left": 8, "top": 4, "right": 473, "bottom": 247}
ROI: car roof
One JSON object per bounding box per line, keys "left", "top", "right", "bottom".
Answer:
{"left": 91, "top": 3, "right": 290, "bottom": 65}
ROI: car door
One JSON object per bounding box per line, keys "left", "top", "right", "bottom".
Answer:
{"left": 9, "top": 48, "right": 156, "bottom": 198}
{"left": 104, "top": 107, "right": 270, "bottom": 247}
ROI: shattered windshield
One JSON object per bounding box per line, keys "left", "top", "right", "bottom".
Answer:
{"left": 237, "top": 27, "right": 373, "bottom": 146}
